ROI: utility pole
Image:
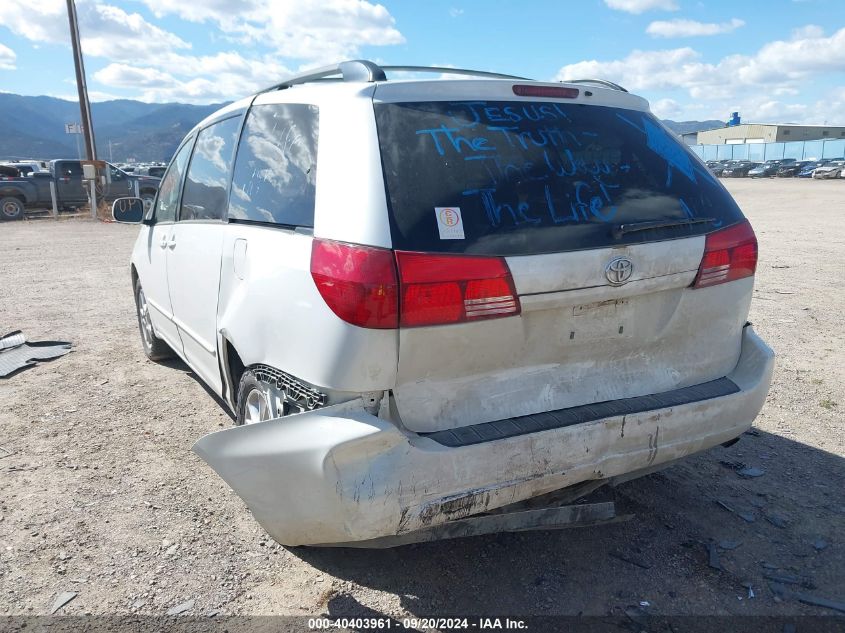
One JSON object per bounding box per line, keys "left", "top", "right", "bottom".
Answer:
{"left": 66, "top": 0, "right": 98, "bottom": 217}
{"left": 66, "top": 0, "right": 96, "bottom": 162}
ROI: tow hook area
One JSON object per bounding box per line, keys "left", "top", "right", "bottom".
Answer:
{"left": 361, "top": 391, "right": 384, "bottom": 415}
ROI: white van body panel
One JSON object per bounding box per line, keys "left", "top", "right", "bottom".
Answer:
{"left": 124, "top": 68, "right": 774, "bottom": 546}
{"left": 216, "top": 224, "right": 398, "bottom": 394}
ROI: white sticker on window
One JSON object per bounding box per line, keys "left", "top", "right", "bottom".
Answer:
{"left": 435, "top": 207, "right": 465, "bottom": 240}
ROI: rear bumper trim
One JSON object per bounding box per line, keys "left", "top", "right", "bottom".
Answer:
{"left": 422, "top": 377, "right": 740, "bottom": 447}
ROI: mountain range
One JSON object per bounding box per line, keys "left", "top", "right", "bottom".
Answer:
{"left": 0, "top": 93, "right": 225, "bottom": 163}
{"left": 0, "top": 93, "right": 723, "bottom": 164}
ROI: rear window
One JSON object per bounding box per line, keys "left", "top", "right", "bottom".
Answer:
{"left": 374, "top": 100, "right": 744, "bottom": 255}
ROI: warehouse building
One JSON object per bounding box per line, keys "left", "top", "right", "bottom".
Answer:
{"left": 696, "top": 123, "right": 845, "bottom": 145}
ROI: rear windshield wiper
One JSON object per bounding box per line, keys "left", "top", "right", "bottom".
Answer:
{"left": 612, "top": 217, "right": 716, "bottom": 240}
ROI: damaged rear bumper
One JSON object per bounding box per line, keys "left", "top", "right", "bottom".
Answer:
{"left": 193, "top": 326, "right": 774, "bottom": 546}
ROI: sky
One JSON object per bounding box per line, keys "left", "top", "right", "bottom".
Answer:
{"left": 0, "top": 0, "right": 843, "bottom": 124}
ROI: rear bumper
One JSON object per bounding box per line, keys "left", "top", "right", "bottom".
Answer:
{"left": 193, "top": 326, "right": 774, "bottom": 546}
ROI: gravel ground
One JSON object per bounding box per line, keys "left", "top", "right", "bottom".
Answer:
{"left": 0, "top": 179, "right": 843, "bottom": 620}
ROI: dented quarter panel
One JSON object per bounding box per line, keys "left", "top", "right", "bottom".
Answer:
{"left": 216, "top": 224, "right": 398, "bottom": 393}
{"left": 194, "top": 326, "right": 774, "bottom": 546}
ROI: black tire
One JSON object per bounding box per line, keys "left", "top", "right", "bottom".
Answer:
{"left": 133, "top": 277, "right": 173, "bottom": 361}
{"left": 0, "top": 196, "right": 25, "bottom": 221}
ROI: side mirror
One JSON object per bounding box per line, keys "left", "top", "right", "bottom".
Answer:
{"left": 112, "top": 197, "right": 145, "bottom": 224}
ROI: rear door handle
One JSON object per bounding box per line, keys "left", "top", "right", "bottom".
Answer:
{"left": 167, "top": 235, "right": 176, "bottom": 249}
{"left": 159, "top": 235, "right": 168, "bottom": 249}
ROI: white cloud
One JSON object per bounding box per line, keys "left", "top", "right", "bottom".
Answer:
{"left": 604, "top": 0, "right": 678, "bottom": 14}
{"left": 0, "top": 0, "right": 68, "bottom": 45}
{"left": 140, "top": 0, "right": 405, "bottom": 61}
{"left": 0, "top": 43, "right": 15, "bottom": 70}
{"left": 91, "top": 53, "right": 295, "bottom": 103}
{"left": 557, "top": 47, "right": 709, "bottom": 92}
{"left": 449, "top": 7, "right": 465, "bottom": 17}
{"left": 0, "top": 0, "right": 190, "bottom": 63}
{"left": 557, "top": 26, "right": 845, "bottom": 96}
{"left": 556, "top": 26, "right": 845, "bottom": 124}
{"left": 651, "top": 98, "right": 683, "bottom": 119}
{"left": 0, "top": 0, "right": 405, "bottom": 102}
{"left": 75, "top": 3, "right": 191, "bottom": 61}
{"left": 647, "top": 18, "right": 745, "bottom": 38}
{"left": 94, "top": 63, "right": 176, "bottom": 89}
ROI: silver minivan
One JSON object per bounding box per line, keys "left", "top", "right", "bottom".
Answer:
{"left": 119, "top": 61, "right": 774, "bottom": 546}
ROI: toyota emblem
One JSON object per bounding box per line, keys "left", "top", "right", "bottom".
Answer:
{"left": 605, "top": 257, "right": 634, "bottom": 285}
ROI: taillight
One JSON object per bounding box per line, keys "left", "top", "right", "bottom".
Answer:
{"left": 310, "top": 240, "right": 521, "bottom": 329}
{"left": 395, "top": 251, "right": 520, "bottom": 327}
{"left": 692, "top": 221, "right": 758, "bottom": 288}
{"left": 310, "top": 239, "right": 398, "bottom": 329}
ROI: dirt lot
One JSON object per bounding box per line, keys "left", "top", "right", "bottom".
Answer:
{"left": 0, "top": 179, "right": 843, "bottom": 621}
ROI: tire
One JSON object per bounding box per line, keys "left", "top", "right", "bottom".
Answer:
{"left": 0, "top": 196, "right": 25, "bottom": 221}
{"left": 236, "top": 369, "right": 287, "bottom": 426}
{"left": 133, "top": 277, "right": 173, "bottom": 361}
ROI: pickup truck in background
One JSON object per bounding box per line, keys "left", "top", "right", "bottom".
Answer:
{"left": 0, "top": 159, "right": 161, "bottom": 221}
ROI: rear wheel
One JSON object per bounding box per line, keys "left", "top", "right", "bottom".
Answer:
{"left": 236, "top": 369, "right": 288, "bottom": 425}
{"left": 0, "top": 197, "right": 25, "bottom": 221}
{"left": 134, "top": 277, "right": 173, "bottom": 361}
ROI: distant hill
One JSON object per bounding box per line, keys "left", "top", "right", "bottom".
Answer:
{"left": 0, "top": 93, "right": 225, "bottom": 163}
{"left": 0, "top": 93, "right": 726, "bottom": 163}
{"left": 662, "top": 119, "right": 724, "bottom": 135}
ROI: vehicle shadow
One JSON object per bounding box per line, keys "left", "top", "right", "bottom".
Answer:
{"left": 294, "top": 429, "right": 845, "bottom": 617}
{"left": 159, "top": 356, "right": 236, "bottom": 420}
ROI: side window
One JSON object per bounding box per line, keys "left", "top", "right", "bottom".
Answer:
{"left": 109, "top": 165, "right": 126, "bottom": 181}
{"left": 228, "top": 104, "right": 319, "bottom": 227}
{"left": 151, "top": 138, "right": 194, "bottom": 223}
{"left": 180, "top": 116, "right": 242, "bottom": 222}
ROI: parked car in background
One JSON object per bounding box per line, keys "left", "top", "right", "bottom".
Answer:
{"left": 797, "top": 160, "right": 828, "bottom": 178}
{"left": 115, "top": 60, "right": 774, "bottom": 547}
{"left": 134, "top": 165, "right": 167, "bottom": 178}
{"left": 711, "top": 160, "right": 738, "bottom": 177}
{"left": 0, "top": 161, "right": 42, "bottom": 175}
{"left": 722, "top": 161, "right": 760, "bottom": 177}
{"left": 776, "top": 161, "right": 811, "bottom": 177}
{"left": 749, "top": 159, "right": 795, "bottom": 178}
{"left": 812, "top": 159, "right": 845, "bottom": 179}
{"left": 0, "top": 159, "right": 161, "bottom": 220}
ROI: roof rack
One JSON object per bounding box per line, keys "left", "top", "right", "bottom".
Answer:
{"left": 257, "top": 59, "right": 625, "bottom": 94}
{"left": 258, "top": 60, "right": 387, "bottom": 93}
{"left": 259, "top": 60, "right": 529, "bottom": 93}
{"left": 380, "top": 65, "right": 530, "bottom": 80}
{"left": 564, "top": 78, "right": 628, "bottom": 93}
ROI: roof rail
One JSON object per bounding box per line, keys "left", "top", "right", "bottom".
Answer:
{"left": 258, "top": 60, "right": 625, "bottom": 95}
{"left": 381, "top": 65, "right": 530, "bottom": 80}
{"left": 259, "top": 60, "right": 387, "bottom": 93}
{"left": 258, "top": 60, "right": 532, "bottom": 93}
{"left": 564, "top": 78, "right": 628, "bottom": 93}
